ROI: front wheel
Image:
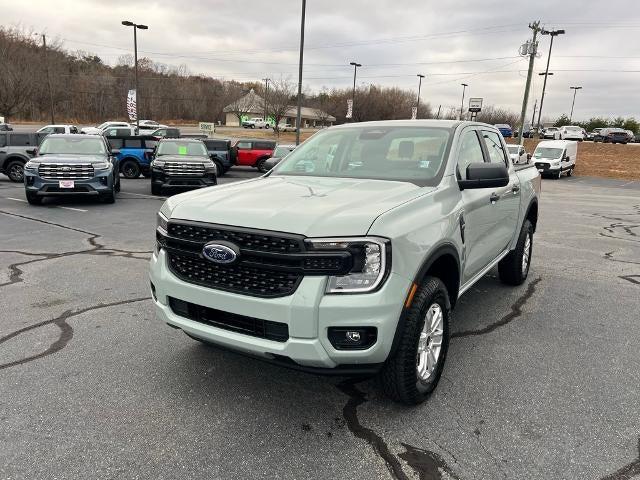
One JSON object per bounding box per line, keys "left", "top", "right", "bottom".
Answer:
{"left": 380, "top": 277, "right": 451, "bottom": 405}
{"left": 6, "top": 161, "right": 25, "bottom": 182}
{"left": 102, "top": 184, "right": 116, "bottom": 204}
{"left": 566, "top": 168, "right": 573, "bottom": 177}
{"left": 256, "top": 158, "right": 268, "bottom": 173}
{"left": 498, "top": 219, "right": 533, "bottom": 286}
{"left": 26, "top": 191, "right": 42, "bottom": 205}
{"left": 151, "top": 183, "right": 162, "bottom": 195}
{"left": 214, "top": 160, "right": 224, "bottom": 177}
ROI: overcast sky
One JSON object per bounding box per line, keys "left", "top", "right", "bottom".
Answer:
{"left": 5, "top": 0, "right": 640, "bottom": 120}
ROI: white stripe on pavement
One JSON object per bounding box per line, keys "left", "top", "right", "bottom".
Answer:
{"left": 5, "top": 197, "right": 87, "bottom": 212}
{"left": 7, "top": 197, "right": 27, "bottom": 203}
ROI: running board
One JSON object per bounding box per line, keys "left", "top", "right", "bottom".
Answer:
{"left": 458, "top": 249, "right": 510, "bottom": 298}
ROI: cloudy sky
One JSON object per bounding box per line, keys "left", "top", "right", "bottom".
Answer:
{"left": 5, "top": 0, "right": 640, "bottom": 120}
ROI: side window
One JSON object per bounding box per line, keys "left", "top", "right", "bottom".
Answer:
{"left": 40, "top": 127, "right": 53, "bottom": 134}
{"left": 10, "top": 134, "right": 33, "bottom": 146}
{"left": 482, "top": 131, "right": 508, "bottom": 166}
{"left": 237, "top": 142, "right": 251, "bottom": 149}
{"left": 109, "top": 139, "right": 124, "bottom": 149}
{"left": 54, "top": 127, "right": 65, "bottom": 134}
{"left": 124, "top": 139, "right": 143, "bottom": 149}
{"left": 457, "top": 130, "right": 485, "bottom": 179}
{"left": 71, "top": 126, "right": 79, "bottom": 134}
{"left": 0, "top": 135, "right": 6, "bottom": 148}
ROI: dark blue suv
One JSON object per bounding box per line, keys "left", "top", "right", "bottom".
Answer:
{"left": 23, "top": 134, "right": 120, "bottom": 205}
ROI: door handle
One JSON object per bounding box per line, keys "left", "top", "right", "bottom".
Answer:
{"left": 490, "top": 193, "right": 500, "bottom": 203}
{"left": 511, "top": 184, "right": 521, "bottom": 194}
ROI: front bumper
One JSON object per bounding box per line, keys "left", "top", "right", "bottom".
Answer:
{"left": 151, "top": 170, "right": 217, "bottom": 189}
{"left": 149, "top": 249, "right": 410, "bottom": 370}
{"left": 24, "top": 170, "right": 114, "bottom": 196}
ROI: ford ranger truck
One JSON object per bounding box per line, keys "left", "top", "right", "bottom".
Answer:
{"left": 150, "top": 120, "right": 541, "bottom": 404}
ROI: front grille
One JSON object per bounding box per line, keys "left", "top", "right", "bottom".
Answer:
{"left": 535, "top": 162, "right": 549, "bottom": 170}
{"left": 168, "top": 252, "right": 301, "bottom": 297}
{"left": 38, "top": 163, "right": 94, "bottom": 179}
{"left": 168, "top": 222, "right": 302, "bottom": 253}
{"left": 163, "top": 162, "right": 205, "bottom": 176}
{"left": 169, "top": 297, "right": 289, "bottom": 342}
{"left": 160, "top": 221, "right": 353, "bottom": 298}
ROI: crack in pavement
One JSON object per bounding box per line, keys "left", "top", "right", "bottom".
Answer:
{"left": 0, "top": 210, "right": 152, "bottom": 289}
{"left": 0, "top": 297, "right": 149, "bottom": 370}
{"left": 600, "top": 437, "right": 640, "bottom": 480}
{"left": 451, "top": 277, "right": 541, "bottom": 339}
{"left": 604, "top": 251, "right": 640, "bottom": 266}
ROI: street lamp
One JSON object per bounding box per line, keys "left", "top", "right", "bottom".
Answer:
{"left": 121, "top": 20, "right": 148, "bottom": 131}
{"left": 295, "top": 0, "right": 306, "bottom": 145}
{"left": 536, "top": 28, "right": 565, "bottom": 132}
{"left": 569, "top": 86, "right": 582, "bottom": 123}
{"left": 459, "top": 83, "right": 468, "bottom": 120}
{"left": 416, "top": 74, "right": 425, "bottom": 119}
{"left": 34, "top": 33, "right": 55, "bottom": 124}
{"left": 350, "top": 61, "right": 362, "bottom": 121}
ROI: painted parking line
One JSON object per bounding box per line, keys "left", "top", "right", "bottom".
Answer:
{"left": 119, "top": 192, "right": 166, "bottom": 199}
{"left": 5, "top": 197, "right": 87, "bottom": 212}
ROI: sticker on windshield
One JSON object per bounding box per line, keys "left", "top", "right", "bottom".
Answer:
{"left": 178, "top": 146, "right": 187, "bottom": 155}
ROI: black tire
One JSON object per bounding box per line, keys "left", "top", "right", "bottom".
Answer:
{"left": 151, "top": 183, "right": 162, "bottom": 195}
{"left": 25, "top": 191, "right": 42, "bottom": 205}
{"left": 6, "top": 160, "right": 25, "bottom": 182}
{"left": 498, "top": 219, "right": 533, "bottom": 286}
{"left": 102, "top": 183, "right": 116, "bottom": 204}
{"left": 214, "top": 160, "right": 224, "bottom": 177}
{"left": 256, "top": 158, "right": 268, "bottom": 173}
{"left": 566, "top": 168, "right": 573, "bottom": 177}
{"left": 115, "top": 178, "right": 121, "bottom": 192}
{"left": 380, "top": 277, "right": 451, "bottom": 405}
{"left": 120, "top": 159, "right": 141, "bottom": 179}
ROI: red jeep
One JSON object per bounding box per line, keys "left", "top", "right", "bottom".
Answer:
{"left": 233, "top": 139, "right": 276, "bottom": 171}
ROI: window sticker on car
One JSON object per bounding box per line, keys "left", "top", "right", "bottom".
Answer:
{"left": 419, "top": 160, "right": 430, "bottom": 168}
{"left": 178, "top": 146, "right": 187, "bottom": 155}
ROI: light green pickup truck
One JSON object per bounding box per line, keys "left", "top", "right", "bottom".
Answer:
{"left": 150, "top": 120, "right": 541, "bottom": 404}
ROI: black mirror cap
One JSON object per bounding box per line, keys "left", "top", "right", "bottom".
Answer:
{"left": 458, "top": 163, "right": 509, "bottom": 190}
{"left": 527, "top": 153, "right": 532, "bottom": 160}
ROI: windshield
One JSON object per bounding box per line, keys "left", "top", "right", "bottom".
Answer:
{"left": 39, "top": 136, "right": 106, "bottom": 155}
{"left": 273, "top": 126, "right": 452, "bottom": 186}
{"left": 157, "top": 141, "right": 207, "bottom": 156}
{"left": 534, "top": 147, "right": 563, "bottom": 159}
{"left": 273, "top": 146, "right": 294, "bottom": 157}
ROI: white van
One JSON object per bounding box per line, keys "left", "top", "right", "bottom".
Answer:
{"left": 532, "top": 140, "right": 577, "bottom": 179}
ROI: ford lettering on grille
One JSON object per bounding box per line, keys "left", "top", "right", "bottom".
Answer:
{"left": 202, "top": 243, "right": 238, "bottom": 264}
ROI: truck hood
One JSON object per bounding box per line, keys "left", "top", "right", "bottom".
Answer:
{"left": 168, "top": 175, "right": 430, "bottom": 237}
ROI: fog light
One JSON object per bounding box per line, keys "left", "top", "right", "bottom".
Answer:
{"left": 328, "top": 327, "right": 377, "bottom": 350}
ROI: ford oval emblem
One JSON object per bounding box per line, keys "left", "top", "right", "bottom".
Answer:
{"left": 202, "top": 243, "right": 238, "bottom": 264}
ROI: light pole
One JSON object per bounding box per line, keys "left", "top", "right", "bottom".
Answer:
{"left": 459, "top": 83, "right": 468, "bottom": 120}
{"left": 569, "top": 86, "right": 582, "bottom": 123}
{"left": 121, "top": 21, "right": 148, "bottom": 131}
{"left": 262, "top": 77, "right": 270, "bottom": 119}
{"left": 536, "top": 71, "right": 553, "bottom": 128}
{"left": 416, "top": 74, "right": 425, "bottom": 119}
{"left": 34, "top": 33, "right": 55, "bottom": 124}
{"left": 295, "top": 0, "right": 306, "bottom": 145}
{"left": 536, "top": 28, "right": 565, "bottom": 132}
{"left": 350, "top": 61, "right": 362, "bottom": 121}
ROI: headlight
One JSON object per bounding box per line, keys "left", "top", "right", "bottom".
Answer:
{"left": 93, "top": 162, "right": 111, "bottom": 170}
{"left": 24, "top": 161, "right": 40, "bottom": 170}
{"left": 157, "top": 212, "right": 168, "bottom": 235}
{"left": 306, "top": 237, "right": 390, "bottom": 293}
{"left": 152, "top": 160, "right": 165, "bottom": 168}
{"left": 203, "top": 160, "right": 216, "bottom": 172}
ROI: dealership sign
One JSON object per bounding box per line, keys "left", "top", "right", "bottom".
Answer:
{"left": 468, "top": 97, "right": 483, "bottom": 113}
{"left": 126, "top": 89, "right": 137, "bottom": 121}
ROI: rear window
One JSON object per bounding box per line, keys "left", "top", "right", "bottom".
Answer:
{"left": 204, "top": 140, "right": 229, "bottom": 150}
{"left": 124, "top": 139, "right": 143, "bottom": 149}
{"left": 254, "top": 141, "right": 276, "bottom": 150}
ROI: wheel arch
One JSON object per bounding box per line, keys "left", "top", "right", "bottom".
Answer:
{"left": 524, "top": 199, "right": 539, "bottom": 233}
{"left": 4, "top": 155, "right": 29, "bottom": 168}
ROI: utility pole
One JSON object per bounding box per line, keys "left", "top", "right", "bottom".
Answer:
{"left": 349, "top": 61, "right": 362, "bottom": 122}
{"left": 459, "top": 83, "right": 468, "bottom": 120}
{"left": 530, "top": 98, "right": 538, "bottom": 127}
{"left": 536, "top": 71, "right": 554, "bottom": 128}
{"left": 517, "top": 21, "right": 541, "bottom": 145}
{"left": 536, "top": 27, "right": 565, "bottom": 133}
{"left": 262, "top": 78, "right": 270, "bottom": 119}
{"left": 416, "top": 74, "right": 425, "bottom": 118}
{"left": 569, "top": 86, "right": 582, "bottom": 122}
{"left": 35, "top": 34, "right": 55, "bottom": 124}
{"left": 295, "top": 0, "right": 306, "bottom": 145}
{"left": 436, "top": 105, "right": 442, "bottom": 119}
{"left": 122, "top": 21, "right": 148, "bottom": 131}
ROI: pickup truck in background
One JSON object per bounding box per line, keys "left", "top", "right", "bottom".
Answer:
{"left": 107, "top": 135, "right": 159, "bottom": 178}
{"left": 242, "top": 117, "right": 272, "bottom": 129}
{"left": 36, "top": 125, "right": 80, "bottom": 135}
{"left": 203, "top": 139, "right": 233, "bottom": 176}
{"left": 232, "top": 139, "right": 275, "bottom": 171}
{"left": 0, "top": 132, "right": 44, "bottom": 182}
{"left": 151, "top": 120, "right": 541, "bottom": 405}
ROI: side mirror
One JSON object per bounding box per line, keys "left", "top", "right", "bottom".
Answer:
{"left": 111, "top": 148, "right": 120, "bottom": 155}
{"left": 563, "top": 155, "right": 570, "bottom": 161}
{"left": 527, "top": 153, "right": 532, "bottom": 160}
{"left": 26, "top": 148, "right": 37, "bottom": 155}
{"left": 458, "top": 163, "right": 509, "bottom": 190}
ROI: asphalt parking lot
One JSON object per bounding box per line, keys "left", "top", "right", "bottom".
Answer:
{"left": 1, "top": 171, "right": 639, "bottom": 480}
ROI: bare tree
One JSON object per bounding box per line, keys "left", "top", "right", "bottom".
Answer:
{"left": 266, "top": 77, "right": 295, "bottom": 134}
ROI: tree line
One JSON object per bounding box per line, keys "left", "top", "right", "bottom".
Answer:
{"left": 553, "top": 114, "right": 639, "bottom": 134}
